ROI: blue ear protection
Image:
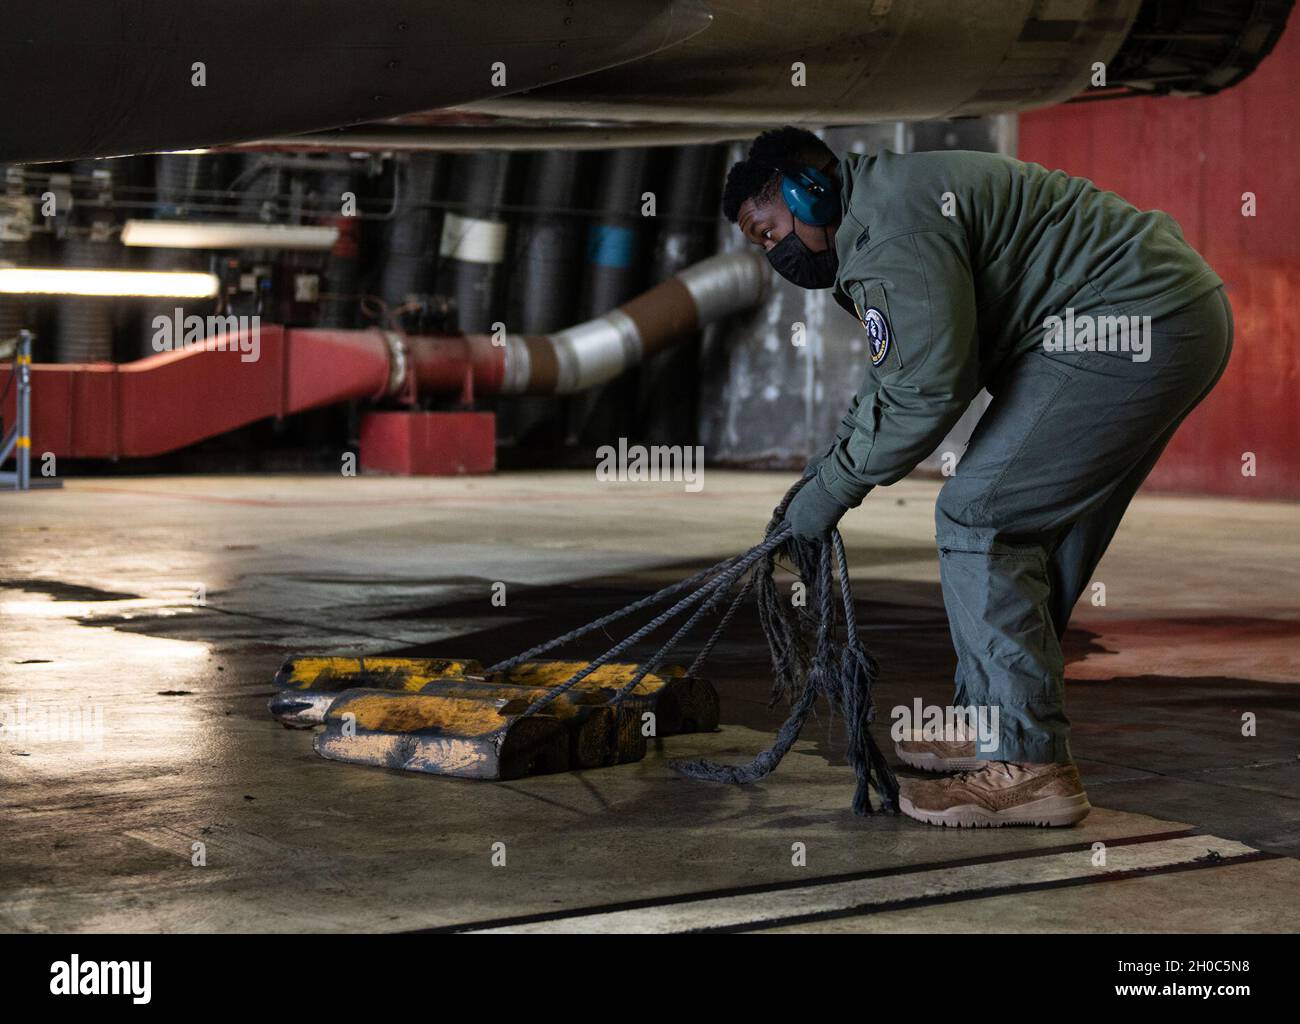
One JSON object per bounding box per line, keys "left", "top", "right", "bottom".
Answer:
{"left": 778, "top": 163, "right": 839, "bottom": 226}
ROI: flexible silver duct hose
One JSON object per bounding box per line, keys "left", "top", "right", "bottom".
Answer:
{"left": 677, "top": 249, "right": 770, "bottom": 324}
{"left": 497, "top": 250, "right": 769, "bottom": 396}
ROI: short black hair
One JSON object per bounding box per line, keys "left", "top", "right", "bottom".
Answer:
{"left": 721, "top": 159, "right": 782, "bottom": 224}
{"left": 722, "top": 126, "right": 836, "bottom": 223}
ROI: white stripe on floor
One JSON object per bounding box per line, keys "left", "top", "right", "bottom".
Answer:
{"left": 467, "top": 834, "right": 1258, "bottom": 934}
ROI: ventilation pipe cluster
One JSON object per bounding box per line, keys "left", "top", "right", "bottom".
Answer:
{"left": 5, "top": 251, "right": 770, "bottom": 460}
{"left": 4, "top": 141, "right": 758, "bottom": 461}
{"left": 55, "top": 162, "right": 116, "bottom": 363}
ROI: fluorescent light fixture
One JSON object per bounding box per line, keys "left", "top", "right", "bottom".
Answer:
{"left": 0, "top": 267, "right": 220, "bottom": 298}
{"left": 121, "top": 220, "right": 340, "bottom": 251}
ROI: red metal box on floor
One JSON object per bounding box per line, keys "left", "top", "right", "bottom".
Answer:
{"left": 360, "top": 411, "right": 495, "bottom": 475}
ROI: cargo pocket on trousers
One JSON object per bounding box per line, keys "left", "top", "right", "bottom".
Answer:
{"left": 969, "top": 354, "right": 1073, "bottom": 526}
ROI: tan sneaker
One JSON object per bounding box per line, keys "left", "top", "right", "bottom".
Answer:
{"left": 899, "top": 761, "right": 1091, "bottom": 828}
{"left": 894, "top": 732, "right": 980, "bottom": 773}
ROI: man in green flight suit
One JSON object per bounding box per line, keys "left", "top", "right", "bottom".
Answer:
{"left": 723, "top": 127, "right": 1233, "bottom": 828}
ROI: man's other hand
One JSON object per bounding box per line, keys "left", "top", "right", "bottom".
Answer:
{"left": 783, "top": 474, "right": 850, "bottom": 541}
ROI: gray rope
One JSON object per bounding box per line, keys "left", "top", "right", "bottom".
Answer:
{"left": 686, "top": 569, "right": 756, "bottom": 678}
{"left": 484, "top": 549, "right": 748, "bottom": 675}
{"left": 684, "top": 476, "right": 805, "bottom": 682}
{"left": 516, "top": 528, "right": 791, "bottom": 717}
{"left": 609, "top": 540, "right": 771, "bottom": 704}
{"left": 831, "top": 531, "right": 859, "bottom": 647}
{"left": 831, "top": 528, "right": 898, "bottom": 813}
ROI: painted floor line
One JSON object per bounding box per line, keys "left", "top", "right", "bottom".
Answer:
{"left": 728, "top": 851, "right": 1281, "bottom": 933}
{"left": 416, "top": 829, "right": 1200, "bottom": 934}
{"left": 463, "top": 834, "right": 1263, "bottom": 934}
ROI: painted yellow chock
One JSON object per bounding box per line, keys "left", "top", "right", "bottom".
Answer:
{"left": 315, "top": 690, "right": 575, "bottom": 780}
{"left": 269, "top": 655, "right": 719, "bottom": 780}
{"left": 270, "top": 657, "right": 480, "bottom": 727}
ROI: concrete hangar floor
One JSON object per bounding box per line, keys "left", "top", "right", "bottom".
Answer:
{"left": 1, "top": 470, "right": 1297, "bottom": 933}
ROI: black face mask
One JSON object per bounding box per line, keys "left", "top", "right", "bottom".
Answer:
{"left": 766, "top": 218, "right": 838, "bottom": 290}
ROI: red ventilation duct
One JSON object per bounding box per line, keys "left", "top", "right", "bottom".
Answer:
{"left": 0, "top": 252, "right": 769, "bottom": 460}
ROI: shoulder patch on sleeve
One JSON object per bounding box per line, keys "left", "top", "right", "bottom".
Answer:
{"left": 854, "top": 282, "right": 903, "bottom": 373}
{"left": 862, "top": 307, "right": 891, "bottom": 366}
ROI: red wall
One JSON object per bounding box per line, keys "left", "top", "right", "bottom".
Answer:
{"left": 1018, "top": 28, "right": 1299, "bottom": 500}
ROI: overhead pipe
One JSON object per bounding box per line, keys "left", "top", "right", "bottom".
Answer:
{"left": 379, "top": 153, "right": 447, "bottom": 331}
{"left": 437, "top": 152, "right": 513, "bottom": 334}
{"left": 140, "top": 153, "right": 231, "bottom": 356}
{"left": 498, "top": 148, "right": 585, "bottom": 448}
{"left": 314, "top": 163, "right": 362, "bottom": 329}
{"left": 511, "top": 149, "right": 584, "bottom": 333}
{"left": 571, "top": 146, "right": 655, "bottom": 444}
{"left": 155, "top": 152, "right": 238, "bottom": 219}
{"left": 5, "top": 251, "right": 769, "bottom": 459}
{"left": 55, "top": 180, "right": 118, "bottom": 365}
{"left": 580, "top": 148, "right": 652, "bottom": 320}
{"left": 639, "top": 142, "right": 727, "bottom": 443}
{"left": 233, "top": 153, "right": 280, "bottom": 224}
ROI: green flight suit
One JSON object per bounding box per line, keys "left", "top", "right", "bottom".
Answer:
{"left": 811, "top": 150, "right": 1232, "bottom": 763}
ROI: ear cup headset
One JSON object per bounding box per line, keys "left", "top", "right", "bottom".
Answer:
{"left": 776, "top": 162, "right": 839, "bottom": 226}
